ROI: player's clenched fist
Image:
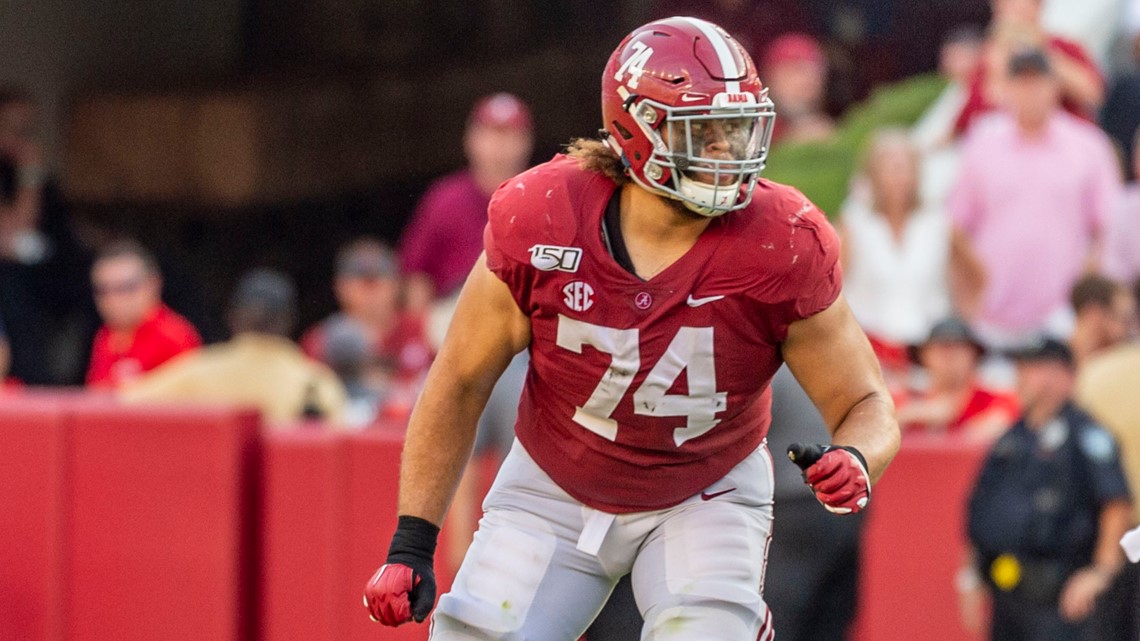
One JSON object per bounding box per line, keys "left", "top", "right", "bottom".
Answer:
{"left": 787, "top": 443, "right": 871, "bottom": 514}
{"left": 363, "top": 515, "right": 439, "bottom": 626}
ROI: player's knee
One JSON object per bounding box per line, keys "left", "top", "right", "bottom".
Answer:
{"left": 643, "top": 599, "right": 762, "bottom": 641}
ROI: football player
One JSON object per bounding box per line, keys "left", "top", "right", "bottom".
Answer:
{"left": 364, "top": 16, "right": 900, "bottom": 641}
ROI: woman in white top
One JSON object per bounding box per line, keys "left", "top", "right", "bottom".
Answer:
{"left": 840, "top": 129, "right": 985, "bottom": 353}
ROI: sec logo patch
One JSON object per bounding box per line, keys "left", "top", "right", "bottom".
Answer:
{"left": 562, "top": 281, "right": 595, "bottom": 312}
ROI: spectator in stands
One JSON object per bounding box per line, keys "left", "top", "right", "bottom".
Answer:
{"left": 912, "top": 25, "right": 985, "bottom": 207}
{"left": 320, "top": 315, "right": 385, "bottom": 428}
{"left": 398, "top": 93, "right": 534, "bottom": 312}
{"left": 302, "top": 238, "right": 432, "bottom": 420}
{"left": 840, "top": 129, "right": 984, "bottom": 378}
{"left": 961, "top": 337, "right": 1131, "bottom": 640}
{"left": 763, "top": 33, "right": 835, "bottom": 145}
{"left": 1069, "top": 274, "right": 1135, "bottom": 368}
{"left": 915, "top": 26, "right": 986, "bottom": 149}
{"left": 953, "top": 0, "right": 1104, "bottom": 136}
{"left": 897, "top": 318, "right": 1018, "bottom": 439}
{"left": 121, "top": 269, "right": 346, "bottom": 426}
{"left": 1040, "top": 0, "right": 1123, "bottom": 69}
{"left": 86, "top": 240, "right": 200, "bottom": 389}
{"left": 0, "top": 87, "right": 91, "bottom": 385}
{"left": 400, "top": 94, "right": 535, "bottom": 563}
{"left": 950, "top": 49, "right": 1121, "bottom": 348}
{"left": 1129, "top": 0, "right": 1140, "bottom": 68}
{"left": 1103, "top": 126, "right": 1140, "bottom": 286}
{"left": 1102, "top": 20, "right": 1140, "bottom": 165}
{"left": 1077, "top": 277, "right": 1140, "bottom": 640}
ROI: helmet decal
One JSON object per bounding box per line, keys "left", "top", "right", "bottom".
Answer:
{"left": 614, "top": 41, "right": 655, "bottom": 90}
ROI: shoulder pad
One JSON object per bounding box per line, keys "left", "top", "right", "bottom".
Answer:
{"left": 746, "top": 181, "right": 836, "bottom": 244}
{"left": 487, "top": 155, "right": 609, "bottom": 264}
{"left": 724, "top": 180, "right": 839, "bottom": 282}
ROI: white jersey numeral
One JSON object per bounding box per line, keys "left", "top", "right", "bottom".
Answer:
{"left": 556, "top": 315, "right": 726, "bottom": 446}
{"left": 634, "top": 326, "right": 727, "bottom": 446}
{"left": 556, "top": 315, "right": 639, "bottom": 441}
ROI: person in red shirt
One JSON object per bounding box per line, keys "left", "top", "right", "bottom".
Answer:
{"left": 302, "top": 238, "right": 433, "bottom": 386}
{"left": 398, "top": 93, "right": 534, "bottom": 313}
{"left": 899, "top": 317, "right": 1019, "bottom": 440}
{"left": 953, "top": 0, "right": 1104, "bottom": 136}
{"left": 302, "top": 238, "right": 434, "bottom": 423}
{"left": 85, "top": 240, "right": 201, "bottom": 389}
{"left": 363, "top": 17, "right": 899, "bottom": 639}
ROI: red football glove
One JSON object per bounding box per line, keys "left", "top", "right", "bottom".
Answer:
{"left": 363, "top": 515, "right": 439, "bottom": 626}
{"left": 788, "top": 443, "right": 871, "bottom": 515}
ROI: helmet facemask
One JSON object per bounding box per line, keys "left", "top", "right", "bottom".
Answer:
{"left": 626, "top": 92, "right": 776, "bottom": 217}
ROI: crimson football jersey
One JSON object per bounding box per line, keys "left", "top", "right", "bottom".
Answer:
{"left": 484, "top": 154, "right": 841, "bottom": 513}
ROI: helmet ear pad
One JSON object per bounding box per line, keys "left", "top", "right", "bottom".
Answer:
{"left": 601, "top": 17, "right": 776, "bottom": 216}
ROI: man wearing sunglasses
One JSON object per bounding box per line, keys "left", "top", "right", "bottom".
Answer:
{"left": 86, "top": 240, "right": 200, "bottom": 389}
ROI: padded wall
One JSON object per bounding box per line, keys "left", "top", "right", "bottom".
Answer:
{"left": 260, "top": 429, "right": 347, "bottom": 641}
{"left": 0, "top": 396, "right": 996, "bottom": 641}
{"left": 64, "top": 405, "right": 258, "bottom": 641}
{"left": 0, "top": 398, "right": 67, "bottom": 641}
{"left": 854, "top": 434, "right": 989, "bottom": 641}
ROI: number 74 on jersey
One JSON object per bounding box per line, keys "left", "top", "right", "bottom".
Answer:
{"left": 556, "top": 315, "right": 727, "bottom": 447}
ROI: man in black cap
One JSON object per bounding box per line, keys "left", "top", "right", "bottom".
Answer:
{"left": 898, "top": 318, "right": 1018, "bottom": 439}
{"left": 958, "top": 336, "right": 1131, "bottom": 640}
{"left": 301, "top": 238, "right": 433, "bottom": 411}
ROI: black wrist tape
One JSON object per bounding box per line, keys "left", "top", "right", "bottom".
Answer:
{"left": 386, "top": 515, "right": 440, "bottom": 565}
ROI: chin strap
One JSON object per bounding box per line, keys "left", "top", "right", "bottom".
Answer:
{"left": 677, "top": 176, "right": 742, "bottom": 217}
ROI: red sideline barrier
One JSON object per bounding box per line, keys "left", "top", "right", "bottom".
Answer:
{"left": 0, "top": 398, "right": 67, "bottom": 641}
{"left": 261, "top": 428, "right": 462, "bottom": 641}
{"left": 0, "top": 394, "right": 997, "bottom": 641}
{"left": 340, "top": 430, "right": 456, "bottom": 641}
{"left": 854, "top": 434, "right": 989, "bottom": 641}
{"left": 65, "top": 404, "right": 259, "bottom": 641}
{"left": 260, "top": 429, "right": 347, "bottom": 641}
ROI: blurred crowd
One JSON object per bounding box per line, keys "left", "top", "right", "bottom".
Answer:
{"left": 0, "top": 0, "right": 1132, "bottom": 435}
{"left": 0, "top": 0, "right": 1138, "bottom": 638}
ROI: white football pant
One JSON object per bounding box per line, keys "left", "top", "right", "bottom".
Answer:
{"left": 430, "top": 439, "right": 776, "bottom": 641}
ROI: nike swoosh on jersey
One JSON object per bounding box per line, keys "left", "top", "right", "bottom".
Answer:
{"left": 687, "top": 294, "right": 725, "bottom": 307}
{"left": 700, "top": 488, "right": 737, "bottom": 501}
